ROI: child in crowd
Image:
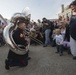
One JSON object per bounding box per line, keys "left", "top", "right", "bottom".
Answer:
{"left": 54, "top": 29, "right": 64, "bottom": 56}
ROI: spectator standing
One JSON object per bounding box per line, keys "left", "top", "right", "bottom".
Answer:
{"left": 69, "top": 0, "right": 76, "bottom": 60}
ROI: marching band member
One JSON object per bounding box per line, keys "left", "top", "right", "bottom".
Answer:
{"left": 5, "top": 18, "right": 31, "bottom": 70}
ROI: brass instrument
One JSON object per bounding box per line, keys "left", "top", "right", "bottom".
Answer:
{"left": 3, "top": 7, "right": 43, "bottom": 56}
{"left": 3, "top": 7, "right": 31, "bottom": 55}
{"left": 24, "top": 29, "right": 43, "bottom": 45}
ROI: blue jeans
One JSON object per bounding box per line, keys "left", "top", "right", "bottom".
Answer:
{"left": 45, "top": 29, "right": 51, "bottom": 45}
{"left": 56, "top": 45, "right": 63, "bottom": 54}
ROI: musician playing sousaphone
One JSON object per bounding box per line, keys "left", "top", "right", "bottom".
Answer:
{"left": 5, "top": 17, "right": 31, "bottom": 70}
{"left": 4, "top": 7, "right": 31, "bottom": 70}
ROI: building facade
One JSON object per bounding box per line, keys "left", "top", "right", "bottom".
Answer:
{"left": 58, "top": 4, "right": 72, "bottom": 21}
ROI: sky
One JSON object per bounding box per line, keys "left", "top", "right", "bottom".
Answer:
{"left": 0, "top": 0, "right": 73, "bottom": 21}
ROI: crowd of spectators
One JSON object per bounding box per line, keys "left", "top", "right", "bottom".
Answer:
{"left": 1, "top": 0, "right": 76, "bottom": 60}
{"left": 0, "top": 16, "right": 71, "bottom": 54}
{"left": 25, "top": 16, "right": 71, "bottom": 57}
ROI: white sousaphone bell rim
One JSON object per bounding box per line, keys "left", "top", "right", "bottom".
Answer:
{"left": 3, "top": 7, "right": 31, "bottom": 55}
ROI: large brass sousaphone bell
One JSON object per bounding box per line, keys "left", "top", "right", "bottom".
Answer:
{"left": 3, "top": 7, "right": 31, "bottom": 55}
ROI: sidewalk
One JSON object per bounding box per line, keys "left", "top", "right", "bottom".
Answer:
{"left": 0, "top": 45, "right": 76, "bottom": 75}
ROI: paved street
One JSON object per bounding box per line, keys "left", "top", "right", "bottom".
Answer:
{"left": 0, "top": 45, "right": 76, "bottom": 75}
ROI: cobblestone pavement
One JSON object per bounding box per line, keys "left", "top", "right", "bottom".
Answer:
{"left": 0, "top": 45, "right": 76, "bottom": 75}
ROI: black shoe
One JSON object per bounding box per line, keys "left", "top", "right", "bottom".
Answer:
{"left": 73, "top": 57, "right": 76, "bottom": 60}
{"left": 5, "top": 59, "right": 10, "bottom": 70}
{"left": 60, "top": 53, "right": 63, "bottom": 56}
{"left": 27, "top": 57, "right": 31, "bottom": 60}
{"left": 55, "top": 51, "right": 59, "bottom": 53}
{"left": 43, "top": 45, "right": 47, "bottom": 47}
